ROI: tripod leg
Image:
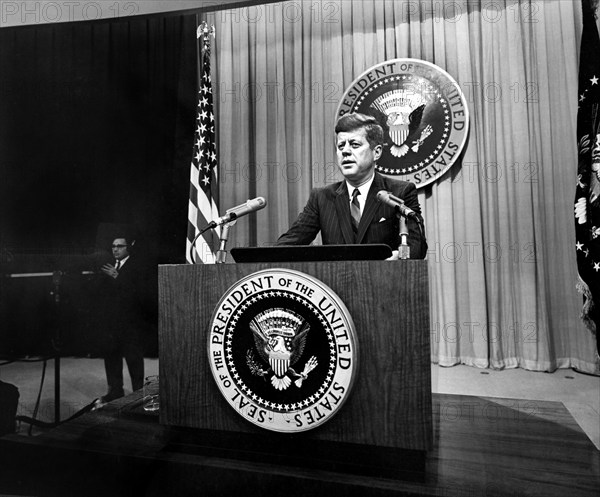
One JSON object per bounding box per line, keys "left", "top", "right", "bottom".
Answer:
{"left": 54, "top": 355, "right": 60, "bottom": 424}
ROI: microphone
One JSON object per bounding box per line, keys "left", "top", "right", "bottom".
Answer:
{"left": 210, "top": 197, "right": 267, "bottom": 227}
{"left": 376, "top": 191, "right": 418, "bottom": 219}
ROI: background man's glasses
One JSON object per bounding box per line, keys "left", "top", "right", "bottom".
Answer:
{"left": 111, "top": 244, "right": 128, "bottom": 248}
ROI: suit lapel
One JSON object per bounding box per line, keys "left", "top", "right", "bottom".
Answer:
{"left": 334, "top": 182, "right": 356, "bottom": 244}
{"left": 355, "top": 173, "right": 385, "bottom": 243}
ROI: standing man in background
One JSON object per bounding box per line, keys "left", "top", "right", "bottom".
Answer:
{"left": 98, "top": 236, "right": 146, "bottom": 403}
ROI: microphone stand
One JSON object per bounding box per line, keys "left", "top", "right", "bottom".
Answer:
{"left": 215, "top": 220, "right": 236, "bottom": 264}
{"left": 397, "top": 214, "right": 410, "bottom": 260}
{"left": 50, "top": 270, "right": 63, "bottom": 425}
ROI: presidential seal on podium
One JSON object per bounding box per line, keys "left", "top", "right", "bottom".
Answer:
{"left": 208, "top": 268, "right": 358, "bottom": 433}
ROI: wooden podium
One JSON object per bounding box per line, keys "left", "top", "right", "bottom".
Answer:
{"left": 159, "top": 260, "right": 431, "bottom": 478}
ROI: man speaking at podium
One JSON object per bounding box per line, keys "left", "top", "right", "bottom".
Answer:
{"left": 277, "top": 113, "right": 427, "bottom": 259}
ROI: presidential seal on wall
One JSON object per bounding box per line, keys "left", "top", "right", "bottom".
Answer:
{"left": 208, "top": 269, "right": 358, "bottom": 433}
{"left": 337, "top": 58, "right": 469, "bottom": 188}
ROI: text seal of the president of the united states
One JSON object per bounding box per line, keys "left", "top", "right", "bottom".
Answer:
{"left": 208, "top": 269, "right": 358, "bottom": 433}
{"left": 337, "top": 58, "right": 469, "bottom": 188}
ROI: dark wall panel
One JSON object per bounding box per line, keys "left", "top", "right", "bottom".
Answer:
{"left": 0, "top": 13, "right": 198, "bottom": 356}
{"left": 0, "top": 14, "right": 197, "bottom": 261}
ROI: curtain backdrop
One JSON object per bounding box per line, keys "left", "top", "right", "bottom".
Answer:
{"left": 206, "top": 0, "right": 599, "bottom": 373}
{"left": 1, "top": 1, "right": 597, "bottom": 371}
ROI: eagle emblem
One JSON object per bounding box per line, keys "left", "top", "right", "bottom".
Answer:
{"left": 247, "top": 308, "right": 318, "bottom": 391}
{"left": 370, "top": 89, "right": 432, "bottom": 158}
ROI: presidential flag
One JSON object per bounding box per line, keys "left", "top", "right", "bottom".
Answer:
{"left": 186, "top": 22, "right": 219, "bottom": 264}
{"left": 574, "top": 0, "right": 600, "bottom": 353}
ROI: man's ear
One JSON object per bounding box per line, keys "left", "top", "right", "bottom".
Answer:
{"left": 373, "top": 144, "right": 383, "bottom": 161}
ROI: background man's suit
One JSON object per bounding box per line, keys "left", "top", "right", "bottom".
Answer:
{"left": 101, "top": 255, "right": 147, "bottom": 394}
{"left": 277, "top": 172, "right": 427, "bottom": 258}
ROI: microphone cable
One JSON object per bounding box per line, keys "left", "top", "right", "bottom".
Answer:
{"left": 12, "top": 357, "right": 100, "bottom": 434}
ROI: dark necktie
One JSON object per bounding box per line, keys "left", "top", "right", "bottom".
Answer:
{"left": 350, "top": 189, "right": 361, "bottom": 232}
{"left": 115, "top": 260, "right": 121, "bottom": 271}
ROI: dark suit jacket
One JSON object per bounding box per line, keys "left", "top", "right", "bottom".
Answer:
{"left": 100, "top": 256, "right": 148, "bottom": 347}
{"left": 277, "top": 173, "right": 427, "bottom": 259}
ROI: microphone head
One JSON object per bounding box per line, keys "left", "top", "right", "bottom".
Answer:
{"left": 377, "top": 190, "right": 404, "bottom": 207}
{"left": 248, "top": 197, "right": 267, "bottom": 210}
{"left": 377, "top": 190, "right": 405, "bottom": 205}
{"left": 376, "top": 190, "right": 390, "bottom": 203}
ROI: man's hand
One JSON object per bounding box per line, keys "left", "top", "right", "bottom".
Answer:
{"left": 101, "top": 263, "right": 119, "bottom": 279}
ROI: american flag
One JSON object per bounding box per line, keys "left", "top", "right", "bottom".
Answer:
{"left": 574, "top": 0, "right": 600, "bottom": 355}
{"left": 186, "top": 23, "right": 219, "bottom": 264}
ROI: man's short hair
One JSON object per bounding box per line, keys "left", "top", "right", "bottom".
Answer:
{"left": 112, "top": 236, "right": 136, "bottom": 250}
{"left": 335, "top": 113, "right": 384, "bottom": 149}
{"left": 112, "top": 236, "right": 130, "bottom": 245}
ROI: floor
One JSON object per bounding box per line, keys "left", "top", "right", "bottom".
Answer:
{"left": 432, "top": 363, "right": 600, "bottom": 450}
{"left": 1, "top": 358, "right": 598, "bottom": 450}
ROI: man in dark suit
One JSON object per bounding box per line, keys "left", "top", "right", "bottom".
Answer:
{"left": 99, "top": 236, "right": 146, "bottom": 403}
{"left": 277, "top": 113, "right": 427, "bottom": 258}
